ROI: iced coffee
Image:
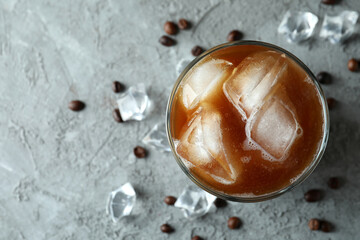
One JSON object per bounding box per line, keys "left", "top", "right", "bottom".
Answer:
{"left": 167, "top": 42, "right": 328, "bottom": 200}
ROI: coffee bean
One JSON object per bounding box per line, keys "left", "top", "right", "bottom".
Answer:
{"left": 112, "top": 108, "right": 123, "bottom": 123}
{"left": 68, "top": 100, "right": 85, "bottom": 111}
{"left": 134, "top": 146, "right": 147, "bottom": 158}
{"left": 160, "top": 224, "right": 174, "bottom": 233}
{"left": 164, "top": 21, "right": 178, "bottom": 35}
{"left": 327, "top": 98, "right": 336, "bottom": 110}
{"left": 192, "top": 236, "right": 203, "bottom": 240}
{"left": 321, "top": 221, "right": 332, "bottom": 232}
{"left": 227, "top": 30, "right": 243, "bottom": 42}
{"left": 214, "top": 198, "right": 227, "bottom": 208}
{"left": 328, "top": 177, "right": 340, "bottom": 189}
{"left": 164, "top": 196, "right": 177, "bottom": 205}
{"left": 178, "top": 18, "right": 190, "bottom": 30}
{"left": 316, "top": 72, "right": 332, "bottom": 84}
{"left": 322, "top": 0, "right": 337, "bottom": 5}
{"left": 112, "top": 81, "right": 125, "bottom": 93}
{"left": 348, "top": 58, "right": 358, "bottom": 72}
{"left": 308, "top": 218, "right": 321, "bottom": 230}
{"left": 227, "top": 216, "right": 241, "bottom": 229}
{"left": 159, "top": 35, "right": 176, "bottom": 47}
{"left": 191, "top": 46, "right": 205, "bottom": 57}
{"left": 304, "top": 189, "right": 323, "bottom": 202}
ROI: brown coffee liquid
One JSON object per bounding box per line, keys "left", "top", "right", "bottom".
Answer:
{"left": 170, "top": 45, "right": 325, "bottom": 196}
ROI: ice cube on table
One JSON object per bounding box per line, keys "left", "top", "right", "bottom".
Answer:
{"left": 181, "top": 59, "right": 233, "bottom": 109}
{"left": 174, "top": 185, "right": 216, "bottom": 219}
{"left": 107, "top": 182, "right": 136, "bottom": 222}
{"left": 278, "top": 11, "right": 319, "bottom": 43}
{"left": 117, "top": 83, "right": 150, "bottom": 121}
{"left": 176, "top": 105, "right": 237, "bottom": 184}
{"left": 223, "top": 51, "right": 288, "bottom": 119}
{"left": 142, "top": 121, "right": 170, "bottom": 152}
{"left": 320, "top": 11, "right": 359, "bottom": 44}
{"left": 176, "top": 58, "right": 193, "bottom": 76}
{"left": 246, "top": 97, "right": 302, "bottom": 161}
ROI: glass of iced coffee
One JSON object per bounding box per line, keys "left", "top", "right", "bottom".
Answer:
{"left": 166, "top": 41, "right": 329, "bottom": 202}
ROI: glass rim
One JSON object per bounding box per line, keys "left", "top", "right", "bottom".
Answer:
{"left": 165, "top": 40, "right": 330, "bottom": 202}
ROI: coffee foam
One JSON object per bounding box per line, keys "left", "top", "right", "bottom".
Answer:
{"left": 240, "top": 156, "right": 251, "bottom": 163}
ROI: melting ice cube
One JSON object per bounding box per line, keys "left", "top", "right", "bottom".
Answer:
{"left": 107, "top": 182, "right": 136, "bottom": 222}
{"left": 117, "top": 83, "right": 150, "bottom": 121}
{"left": 176, "top": 105, "right": 237, "bottom": 184}
{"left": 181, "top": 59, "right": 233, "bottom": 109}
{"left": 142, "top": 122, "right": 171, "bottom": 152}
{"left": 223, "top": 51, "right": 288, "bottom": 119}
{"left": 278, "top": 11, "right": 319, "bottom": 43}
{"left": 174, "top": 185, "right": 216, "bottom": 219}
{"left": 246, "top": 97, "right": 303, "bottom": 161}
{"left": 320, "top": 11, "right": 359, "bottom": 44}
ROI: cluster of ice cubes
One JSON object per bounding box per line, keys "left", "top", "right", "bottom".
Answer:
{"left": 278, "top": 10, "right": 359, "bottom": 44}
{"left": 176, "top": 51, "right": 304, "bottom": 184}
{"left": 107, "top": 183, "right": 216, "bottom": 221}
{"left": 116, "top": 82, "right": 172, "bottom": 153}
{"left": 109, "top": 50, "right": 306, "bottom": 222}
{"left": 110, "top": 62, "right": 175, "bottom": 222}
{"left": 105, "top": 8, "right": 357, "bottom": 225}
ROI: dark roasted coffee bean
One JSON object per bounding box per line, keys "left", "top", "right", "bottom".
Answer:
{"left": 304, "top": 189, "right": 323, "bottom": 202}
{"left": 191, "top": 46, "right": 204, "bottom": 57}
{"left": 316, "top": 72, "right": 332, "bottom": 84}
{"left": 112, "top": 108, "right": 123, "bottom": 123}
{"left": 327, "top": 98, "right": 336, "bottom": 110}
{"left": 322, "top": 0, "right": 337, "bottom": 5}
{"left": 308, "top": 218, "right": 321, "bottom": 230}
{"left": 164, "top": 21, "right": 178, "bottom": 35}
{"left": 178, "top": 18, "right": 190, "bottom": 30}
{"left": 112, "top": 81, "right": 125, "bottom": 93}
{"left": 159, "top": 35, "right": 176, "bottom": 47}
{"left": 68, "top": 100, "right": 85, "bottom": 111}
{"left": 214, "top": 198, "right": 227, "bottom": 208}
{"left": 134, "top": 146, "right": 147, "bottom": 158}
{"left": 321, "top": 221, "right": 332, "bottom": 232}
{"left": 227, "top": 30, "right": 243, "bottom": 42}
{"left": 348, "top": 58, "right": 358, "bottom": 72}
{"left": 227, "top": 216, "right": 241, "bottom": 229}
{"left": 192, "top": 236, "right": 203, "bottom": 240}
{"left": 160, "top": 224, "right": 174, "bottom": 233}
{"left": 328, "top": 177, "right": 340, "bottom": 189}
{"left": 164, "top": 196, "right": 177, "bottom": 205}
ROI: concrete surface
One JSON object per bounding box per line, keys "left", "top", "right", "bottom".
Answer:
{"left": 0, "top": 0, "right": 359, "bottom": 239}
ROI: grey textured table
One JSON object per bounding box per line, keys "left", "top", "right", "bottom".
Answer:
{"left": 0, "top": 0, "right": 359, "bottom": 239}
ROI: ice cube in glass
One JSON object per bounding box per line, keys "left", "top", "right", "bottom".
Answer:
{"left": 246, "top": 97, "right": 303, "bottom": 161}
{"left": 176, "top": 105, "right": 238, "bottom": 184}
{"left": 181, "top": 59, "right": 233, "bottom": 110}
{"left": 223, "top": 51, "right": 288, "bottom": 120}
